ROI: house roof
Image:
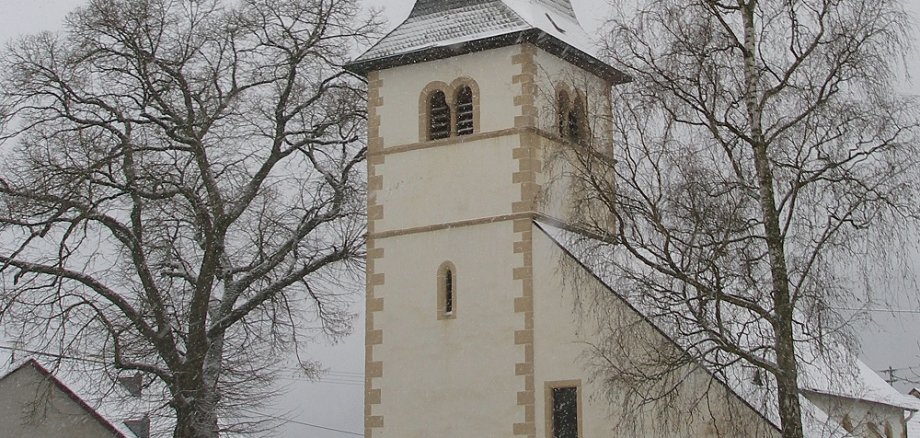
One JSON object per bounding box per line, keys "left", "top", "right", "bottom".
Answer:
{"left": 0, "top": 359, "right": 129, "bottom": 438}
{"left": 344, "top": 0, "right": 630, "bottom": 84}
{"left": 534, "top": 219, "right": 919, "bottom": 435}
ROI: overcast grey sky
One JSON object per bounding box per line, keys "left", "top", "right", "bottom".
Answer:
{"left": 0, "top": 0, "right": 919, "bottom": 436}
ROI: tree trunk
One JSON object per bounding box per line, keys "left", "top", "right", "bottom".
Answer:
{"left": 173, "top": 387, "right": 220, "bottom": 438}
{"left": 752, "top": 140, "right": 804, "bottom": 438}
{"left": 174, "top": 396, "right": 219, "bottom": 438}
{"left": 173, "top": 357, "right": 221, "bottom": 438}
{"left": 741, "top": 1, "right": 804, "bottom": 436}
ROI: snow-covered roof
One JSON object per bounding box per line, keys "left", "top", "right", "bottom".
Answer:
{"left": 534, "top": 219, "right": 918, "bottom": 435}
{"left": 345, "top": 0, "right": 629, "bottom": 83}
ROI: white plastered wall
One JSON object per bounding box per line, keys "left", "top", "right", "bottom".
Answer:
{"left": 377, "top": 46, "right": 521, "bottom": 147}
{"left": 806, "top": 392, "right": 909, "bottom": 438}
{"left": 373, "top": 223, "right": 524, "bottom": 437}
{"left": 372, "top": 134, "right": 521, "bottom": 231}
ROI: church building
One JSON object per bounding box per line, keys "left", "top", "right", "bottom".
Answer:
{"left": 344, "top": 1, "right": 919, "bottom": 436}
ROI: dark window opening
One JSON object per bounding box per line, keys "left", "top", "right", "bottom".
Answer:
{"left": 456, "top": 86, "right": 474, "bottom": 136}
{"left": 552, "top": 386, "right": 578, "bottom": 438}
{"left": 557, "top": 90, "right": 570, "bottom": 138}
{"left": 568, "top": 96, "right": 585, "bottom": 143}
{"left": 445, "top": 268, "right": 453, "bottom": 314}
{"left": 429, "top": 90, "right": 450, "bottom": 140}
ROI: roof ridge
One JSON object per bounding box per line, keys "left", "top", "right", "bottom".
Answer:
{"left": 408, "top": 0, "right": 503, "bottom": 18}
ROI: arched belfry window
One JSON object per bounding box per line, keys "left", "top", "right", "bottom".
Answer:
{"left": 437, "top": 262, "right": 457, "bottom": 319}
{"left": 456, "top": 86, "right": 474, "bottom": 136}
{"left": 428, "top": 90, "right": 451, "bottom": 140}
{"left": 420, "top": 79, "right": 478, "bottom": 142}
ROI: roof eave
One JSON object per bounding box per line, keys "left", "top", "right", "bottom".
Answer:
{"left": 345, "top": 29, "right": 632, "bottom": 85}
{"left": 801, "top": 388, "right": 920, "bottom": 413}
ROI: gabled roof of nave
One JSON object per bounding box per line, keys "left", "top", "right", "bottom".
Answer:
{"left": 534, "top": 219, "right": 920, "bottom": 437}
{"left": 345, "top": 0, "right": 629, "bottom": 83}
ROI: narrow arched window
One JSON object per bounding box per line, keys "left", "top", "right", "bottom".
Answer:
{"left": 557, "top": 90, "right": 570, "bottom": 138}
{"left": 456, "top": 86, "right": 474, "bottom": 136}
{"left": 437, "top": 262, "right": 457, "bottom": 319}
{"left": 428, "top": 90, "right": 450, "bottom": 140}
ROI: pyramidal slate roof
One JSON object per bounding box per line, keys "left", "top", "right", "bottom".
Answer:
{"left": 345, "top": 0, "right": 629, "bottom": 83}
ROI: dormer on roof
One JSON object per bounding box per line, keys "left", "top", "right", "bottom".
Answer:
{"left": 345, "top": 0, "right": 630, "bottom": 84}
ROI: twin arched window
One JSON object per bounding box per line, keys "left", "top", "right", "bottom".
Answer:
{"left": 557, "top": 89, "right": 587, "bottom": 144}
{"left": 425, "top": 82, "right": 477, "bottom": 141}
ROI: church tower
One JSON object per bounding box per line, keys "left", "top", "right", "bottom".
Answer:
{"left": 346, "top": 1, "right": 629, "bottom": 436}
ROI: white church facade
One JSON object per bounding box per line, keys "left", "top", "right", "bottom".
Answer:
{"left": 344, "top": 1, "right": 919, "bottom": 436}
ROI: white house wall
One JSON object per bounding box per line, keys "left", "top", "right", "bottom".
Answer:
{"left": 0, "top": 364, "right": 122, "bottom": 438}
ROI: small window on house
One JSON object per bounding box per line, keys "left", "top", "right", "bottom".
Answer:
{"left": 437, "top": 262, "right": 456, "bottom": 319}
{"left": 551, "top": 386, "right": 578, "bottom": 438}
{"left": 428, "top": 90, "right": 451, "bottom": 140}
{"left": 456, "top": 86, "right": 474, "bottom": 136}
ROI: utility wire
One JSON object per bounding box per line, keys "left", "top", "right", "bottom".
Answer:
{"left": 829, "top": 306, "right": 920, "bottom": 314}
{"left": 239, "top": 408, "right": 362, "bottom": 436}
{"left": 0, "top": 344, "right": 106, "bottom": 365}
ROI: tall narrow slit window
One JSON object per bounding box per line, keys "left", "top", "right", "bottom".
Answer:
{"left": 444, "top": 268, "right": 454, "bottom": 314}
{"left": 456, "top": 86, "right": 474, "bottom": 136}
{"left": 437, "top": 262, "right": 457, "bottom": 319}
{"left": 428, "top": 90, "right": 451, "bottom": 140}
{"left": 550, "top": 386, "right": 579, "bottom": 438}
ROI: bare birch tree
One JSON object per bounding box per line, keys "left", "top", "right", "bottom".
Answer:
{"left": 0, "top": 0, "right": 377, "bottom": 436}
{"left": 559, "top": 0, "right": 920, "bottom": 436}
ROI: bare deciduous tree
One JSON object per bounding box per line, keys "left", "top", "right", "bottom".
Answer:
{"left": 559, "top": 0, "right": 920, "bottom": 436}
{"left": 0, "top": 0, "right": 378, "bottom": 436}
